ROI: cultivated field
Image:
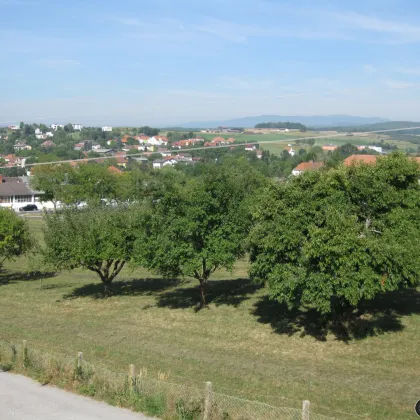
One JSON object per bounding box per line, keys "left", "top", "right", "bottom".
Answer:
{"left": 0, "top": 218, "right": 418, "bottom": 419}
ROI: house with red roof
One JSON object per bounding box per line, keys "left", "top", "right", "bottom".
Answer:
{"left": 107, "top": 165, "right": 122, "bottom": 174}
{"left": 292, "top": 161, "right": 324, "bottom": 176}
{"left": 343, "top": 155, "right": 378, "bottom": 166}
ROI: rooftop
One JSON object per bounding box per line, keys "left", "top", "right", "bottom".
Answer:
{"left": 343, "top": 155, "right": 378, "bottom": 166}
{"left": 293, "top": 161, "right": 325, "bottom": 172}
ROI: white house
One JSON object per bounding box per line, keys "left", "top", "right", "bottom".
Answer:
{"left": 292, "top": 161, "right": 324, "bottom": 176}
{"left": 91, "top": 142, "right": 102, "bottom": 151}
{"left": 36, "top": 134, "right": 46, "bottom": 140}
{"left": 102, "top": 126, "right": 113, "bottom": 132}
{"left": 358, "top": 145, "right": 383, "bottom": 154}
{"left": 14, "top": 142, "right": 32, "bottom": 151}
{"left": 152, "top": 158, "right": 179, "bottom": 169}
{"left": 35, "top": 128, "right": 42, "bottom": 135}
{"left": 157, "top": 148, "right": 172, "bottom": 157}
{"left": 9, "top": 125, "right": 19, "bottom": 130}
{"left": 95, "top": 148, "right": 115, "bottom": 155}
{"left": 51, "top": 124, "right": 64, "bottom": 131}
{"left": 152, "top": 159, "right": 168, "bottom": 169}
{"left": 0, "top": 176, "right": 56, "bottom": 211}
{"left": 245, "top": 144, "right": 257, "bottom": 151}
{"left": 147, "top": 137, "right": 164, "bottom": 146}
{"left": 72, "top": 124, "right": 83, "bottom": 131}
{"left": 46, "top": 132, "right": 54, "bottom": 138}
{"left": 288, "top": 147, "right": 296, "bottom": 157}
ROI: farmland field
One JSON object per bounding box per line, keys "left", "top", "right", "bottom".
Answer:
{"left": 0, "top": 218, "right": 419, "bottom": 419}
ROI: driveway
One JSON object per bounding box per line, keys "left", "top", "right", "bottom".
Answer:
{"left": 0, "top": 371, "right": 153, "bottom": 419}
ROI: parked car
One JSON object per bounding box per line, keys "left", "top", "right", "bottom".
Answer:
{"left": 19, "top": 204, "right": 38, "bottom": 212}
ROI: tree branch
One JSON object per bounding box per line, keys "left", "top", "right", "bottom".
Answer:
{"left": 109, "top": 260, "right": 125, "bottom": 282}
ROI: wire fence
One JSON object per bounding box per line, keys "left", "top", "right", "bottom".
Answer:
{"left": 0, "top": 339, "right": 349, "bottom": 420}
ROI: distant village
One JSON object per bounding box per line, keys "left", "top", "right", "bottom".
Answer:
{"left": 0, "top": 123, "right": 265, "bottom": 172}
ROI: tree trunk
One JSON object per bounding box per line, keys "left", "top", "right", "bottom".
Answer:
{"left": 103, "top": 279, "right": 113, "bottom": 296}
{"left": 199, "top": 278, "right": 207, "bottom": 308}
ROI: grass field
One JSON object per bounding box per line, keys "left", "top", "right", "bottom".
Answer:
{"left": 0, "top": 218, "right": 419, "bottom": 419}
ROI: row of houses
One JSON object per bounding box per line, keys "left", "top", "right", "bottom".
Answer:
{"left": 204, "top": 137, "right": 235, "bottom": 147}
{"left": 292, "top": 154, "right": 420, "bottom": 176}
{"left": 322, "top": 144, "right": 383, "bottom": 154}
{"left": 0, "top": 154, "right": 25, "bottom": 167}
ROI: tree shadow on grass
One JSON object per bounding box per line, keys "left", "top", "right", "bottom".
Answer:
{"left": 62, "top": 278, "right": 181, "bottom": 300}
{"left": 0, "top": 269, "right": 57, "bottom": 286}
{"left": 156, "top": 278, "right": 262, "bottom": 310}
{"left": 253, "top": 288, "right": 420, "bottom": 342}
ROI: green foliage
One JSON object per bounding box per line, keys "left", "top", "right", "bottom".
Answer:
{"left": 78, "top": 384, "right": 96, "bottom": 397}
{"left": 249, "top": 152, "right": 420, "bottom": 316}
{"left": 42, "top": 205, "right": 144, "bottom": 291}
{"left": 134, "top": 158, "right": 266, "bottom": 306}
{"left": 0, "top": 209, "right": 33, "bottom": 268}
{"left": 254, "top": 121, "right": 307, "bottom": 130}
{"left": 138, "top": 126, "right": 159, "bottom": 137}
{"left": 30, "top": 164, "right": 72, "bottom": 207}
{"left": 176, "top": 399, "right": 203, "bottom": 420}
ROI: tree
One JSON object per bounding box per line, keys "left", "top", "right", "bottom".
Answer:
{"left": 64, "top": 163, "right": 119, "bottom": 205}
{"left": 249, "top": 152, "right": 420, "bottom": 318}
{"left": 64, "top": 123, "right": 74, "bottom": 133}
{"left": 126, "top": 137, "right": 137, "bottom": 146}
{"left": 134, "top": 159, "right": 266, "bottom": 307}
{"left": 42, "top": 205, "right": 142, "bottom": 293}
{"left": 30, "top": 164, "right": 73, "bottom": 210}
{"left": 0, "top": 209, "right": 33, "bottom": 268}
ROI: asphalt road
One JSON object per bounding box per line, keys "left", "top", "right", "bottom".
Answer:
{"left": 0, "top": 372, "right": 154, "bottom": 420}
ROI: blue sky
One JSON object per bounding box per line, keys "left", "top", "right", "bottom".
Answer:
{"left": 1, "top": 0, "right": 420, "bottom": 126}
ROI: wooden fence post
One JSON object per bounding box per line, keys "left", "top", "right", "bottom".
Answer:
{"left": 129, "top": 364, "right": 136, "bottom": 393}
{"left": 302, "top": 400, "right": 310, "bottom": 420}
{"left": 77, "top": 352, "right": 83, "bottom": 368}
{"left": 22, "top": 340, "right": 27, "bottom": 367}
{"left": 203, "top": 381, "right": 213, "bottom": 420}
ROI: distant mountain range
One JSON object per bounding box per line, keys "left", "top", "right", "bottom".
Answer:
{"left": 175, "top": 115, "right": 389, "bottom": 129}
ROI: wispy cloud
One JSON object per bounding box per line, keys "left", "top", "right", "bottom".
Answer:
{"left": 115, "top": 17, "right": 141, "bottom": 26}
{"left": 194, "top": 17, "right": 353, "bottom": 43}
{"left": 383, "top": 79, "right": 417, "bottom": 89}
{"left": 0, "top": 0, "right": 39, "bottom": 5}
{"left": 397, "top": 68, "right": 420, "bottom": 76}
{"left": 37, "top": 59, "right": 80, "bottom": 69}
{"left": 331, "top": 11, "right": 420, "bottom": 43}
{"left": 217, "top": 76, "right": 273, "bottom": 90}
{"left": 333, "top": 11, "right": 420, "bottom": 35}
{"left": 363, "top": 64, "right": 377, "bottom": 74}
{"left": 166, "top": 89, "right": 227, "bottom": 99}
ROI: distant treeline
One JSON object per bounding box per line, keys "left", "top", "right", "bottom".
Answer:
{"left": 254, "top": 122, "right": 307, "bottom": 131}
{"left": 311, "top": 121, "right": 420, "bottom": 133}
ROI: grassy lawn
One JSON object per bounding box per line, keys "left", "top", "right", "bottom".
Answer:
{"left": 0, "top": 218, "right": 419, "bottom": 419}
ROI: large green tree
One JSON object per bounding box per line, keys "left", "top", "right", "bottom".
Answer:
{"left": 30, "top": 164, "right": 73, "bottom": 210}
{"left": 249, "top": 152, "right": 420, "bottom": 318}
{"left": 0, "top": 209, "right": 33, "bottom": 268}
{"left": 42, "top": 205, "right": 142, "bottom": 293}
{"left": 134, "top": 158, "right": 266, "bottom": 307}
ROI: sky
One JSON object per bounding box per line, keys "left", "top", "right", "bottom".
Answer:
{"left": 1, "top": 0, "right": 420, "bottom": 126}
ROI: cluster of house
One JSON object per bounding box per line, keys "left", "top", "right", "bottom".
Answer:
{"left": 292, "top": 152, "right": 412, "bottom": 176}
{"left": 204, "top": 137, "right": 235, "bottom": 147}
{"left": 152, "top": 153, "right": 198, "bottom": 169}
{"left": 0, "top": 154, "right": 25, "bottom": 168}
{"left": 321, "top": 144, "right": 383, "bottom": 154}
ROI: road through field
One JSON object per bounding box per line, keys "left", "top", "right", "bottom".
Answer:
{"left": 0, "top": 372, "right": 153, "bottom": 420}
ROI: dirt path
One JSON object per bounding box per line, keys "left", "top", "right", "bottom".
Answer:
{"left": 0, "top": 371, "right": 154, "bottom": 419}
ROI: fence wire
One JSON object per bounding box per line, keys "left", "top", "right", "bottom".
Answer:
{"left": 0, "top": 339, "right": 339, "bottom": 420}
